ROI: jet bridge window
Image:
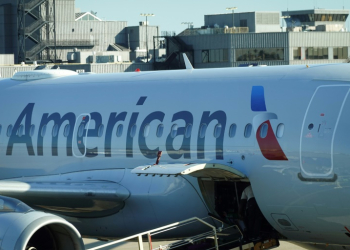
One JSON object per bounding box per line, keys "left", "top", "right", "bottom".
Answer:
{"left": 116, "top": 124, "right": 123, "bottom": 137}
{"left": 156, "top": 124, "right": 164, "bottom": 137}
{"left": 6, "top": 125, "right": 13, "bottom": 137}
{"left": 17, "top": 125, "right": 24, "bottom": 137}
{"left": 229, "top": 123, "right": 237, "bottom": 138}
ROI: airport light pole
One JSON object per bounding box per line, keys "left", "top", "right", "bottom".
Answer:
{"left": 140, "top": 13, "right": 155, "bottom": 63}
{"left": 181, "top": 22, "right": 193, "bottom": 29}
{"left": 226, "top": 7, "right": 237, "bottom": 28}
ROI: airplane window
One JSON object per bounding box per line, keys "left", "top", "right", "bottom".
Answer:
{"left": 0, "top": 125, "right": 2, "bottom": 135}
{"left": 98, "top": 124, "right": 104, "bottom": 137}
{"left": 277, "top": 123, "right": 285, "bottom": 138}
{"left": 199, "top": 123, "right": 207, "bottom": 138}
{"left": 41, "top": 125, "right": 47, "bottom": 137}
{"left": 116, "top": 124, "right": 123, "bottom": 137}
{"left": 63, "top": 124, "right": 70, "bottom": 137}
{"left": 170, "top": 124, "right": 178, "bottom": 138}
{"left": 52, "top": 124, "right": 59, "bottom": 137}
{"left": 156, "top": 124, "right": 164, "bottom": 138}
{"left": 78, "top": 124, "right": 85, "bottom": 137}
{"left": 244, "top": 124, "right": 252, "bottom": 138}
{"left": 185, "top": 123, "right": 192, "bottom": 138}
{"left": 17, "top": 124, "right": 24, "bottom": 137}
{"left": 308, "top": 123, "right": 314, "bottom": 130}
{"left": 229, "top": 124, "right": 237, "bottom": 138}
{"left": 260, "top": 123, "right": 268, "bottom": 138}
{"left": 130, "top": 124, "right": 137, "bottom": 137}
{"left": 7, "top": 125, "right": 13, "bottom": 137}
{"left": 143, "top": 124, "right": 150, "bottom": 137}
{"left": 30, "top": 125, "right": 35, "bottom": 137}
{"left": 214, "top": 123, "right": 222, "bottom": 138}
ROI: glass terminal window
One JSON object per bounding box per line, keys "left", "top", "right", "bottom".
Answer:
{"left": 293, "top": 48, "right": 301, "bottom": 60}
{"left": 305, "top": 47, "right": 328, "bottom": 59}
{"left": 202, "top": 49, "right": 228, "bottom": 63}
{"left": 236, "top": 48, "right": 284, "bottom": 61}
{"left": 333, "top": 47, "right": 348, "bottom": 59}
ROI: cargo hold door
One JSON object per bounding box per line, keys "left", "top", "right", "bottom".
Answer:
{"left": 132, "top": 163, "right": 246, "bottom": 180}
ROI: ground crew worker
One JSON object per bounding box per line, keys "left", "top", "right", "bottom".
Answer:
{"left": 239, "top": 185, "right": 262, "bottom": 240}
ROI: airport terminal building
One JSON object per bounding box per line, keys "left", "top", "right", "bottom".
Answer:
{"left": 0, "top": 0, "right": 349, "bottom": 76}
{"left": 170, "top": 9, "right": 350, "bottom": 68}
{"left": 0, "top": 0, "right": 159, "bottom": 64}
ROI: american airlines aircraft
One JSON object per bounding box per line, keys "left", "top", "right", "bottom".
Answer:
{"left": 0, "top": 56, "right": 350, "bottom": 250}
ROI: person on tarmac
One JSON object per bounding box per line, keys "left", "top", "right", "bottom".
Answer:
{"left": 239, "top": 185, "right": 263, "bottom": 240}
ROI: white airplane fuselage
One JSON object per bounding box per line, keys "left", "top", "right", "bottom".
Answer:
{"left": 1, "top": 64, "right": 350, "bottom": 245}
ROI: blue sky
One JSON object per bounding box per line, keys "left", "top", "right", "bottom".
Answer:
{"left": 75, "top": 0, "right": 350, "bottom": 34}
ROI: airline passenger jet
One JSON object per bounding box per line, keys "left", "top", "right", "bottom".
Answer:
{"left": 0, "top": 56, "right": 350, "bottom": 250}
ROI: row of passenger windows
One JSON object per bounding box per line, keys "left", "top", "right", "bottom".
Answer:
{"left": 0, "top": 123, "right": 285, "bottom": 139}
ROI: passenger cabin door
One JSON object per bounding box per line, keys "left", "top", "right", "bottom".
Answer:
{"left": 300, "top": 85, "right": 350, "bottom": 181}
{"left": 72, "top": 113, "right": 91, "bottom": 158}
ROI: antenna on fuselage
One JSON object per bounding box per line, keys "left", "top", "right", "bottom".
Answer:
{"left": 183, "top": 53, "right": 194, "bottom": 70}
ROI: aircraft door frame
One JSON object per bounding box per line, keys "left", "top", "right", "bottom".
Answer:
{"left": 299, "top": 85, "right": 350, "bottom": 181}
{"left": 72, "top": 113, "right": 91, "bottom": 158}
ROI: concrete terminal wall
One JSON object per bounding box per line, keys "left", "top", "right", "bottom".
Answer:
{"left": 0, "top": 54, "right": 14, "bottom": 65}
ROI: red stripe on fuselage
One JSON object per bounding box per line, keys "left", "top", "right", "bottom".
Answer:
{"left": 256, "top": 120, "right": 288, "bottom": 161}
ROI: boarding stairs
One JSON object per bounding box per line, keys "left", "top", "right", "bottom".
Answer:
{"left": 85, "top": 216, "right": 279, "bottom": 250}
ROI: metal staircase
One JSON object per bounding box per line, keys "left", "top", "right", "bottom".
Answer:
{"left": 17, "top": 0, "right": 56, "bottom": 63}
{"left": 84, "top": 215, "right": 280, "bottom": 250}
{"left": 25, "top": 16, "right": 52, "bottom": 35}
{"left": 24, "top": 0, "right": 47, "bottom": 12}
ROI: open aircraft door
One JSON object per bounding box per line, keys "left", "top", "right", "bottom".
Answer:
{"left": 132, "top": 163, "right": 248, "bottom": 218}
{"left": 131, "top": 163, "right": 246, "bottom": 180}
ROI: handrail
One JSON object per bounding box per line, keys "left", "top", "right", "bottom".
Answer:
{"left": 86, "top": 217, "right": 219, "bottom": 250}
